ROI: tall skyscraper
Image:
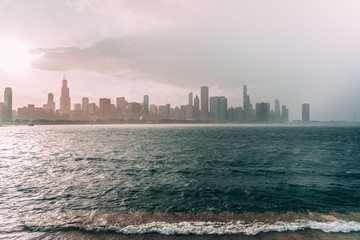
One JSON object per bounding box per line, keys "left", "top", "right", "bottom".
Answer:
{"left": 116, "top": 97, "right": 127, "bottom": 112}
{"left": 143, "top": 95, "right": 149, "bottom": 114}
{"left": 99, "top": 98, "right": 111, "bottom": 117}
{"left": 219, "top": 97, "right": 227, "bottom": 122}
{"left": 165, "top": 104, "right": 171, "bottom": 119}
{"left": 243, "top": 85, "right": 252, "bottom": 122}
{"left": 281, "top": 105, "right": 289, "bottom": 122}
{"left": 82, "top": 97, "right": 89, "bottom": 116}
{"left": 193, "top": 95, "right": 200, "bottom": 120}
{"left": 256, "top": 102, "right": 270, "bottom": 122}
{"left": 302, "top": 103, "right": 310, "bottom": 122}
{"left": 201, "top": 86, "right": 208, "bottom": 121}
{"left": 210, "top": 96, "right": 227, "bottom": 122}
{"left": 44, "top": 92, "right": 56, "bottom": 113}
{"left": 60, "top": 77, "right": 71, "bottom": 115}
{"left": 188, "top": 92, "right": 193, "bottom": 106}
{"left": 243, "top": 85, "right": 250, "bottom": 110}
{"left": 3, "top": 87, "right": 12, "bottom": 121}
{"left": 275, "top": 99, "right": 280, "bottom": 122}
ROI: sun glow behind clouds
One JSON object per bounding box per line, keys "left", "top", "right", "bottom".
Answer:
{"left": 0, "top": 38, "right": 35, "bottom": 73}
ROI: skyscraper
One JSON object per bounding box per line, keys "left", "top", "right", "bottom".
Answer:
{"left": 219, "top": 97, "right": 227, "bottom": 122}
{"left": 275, "top": 99, "right": 280, "bottom": 122}
{"left": 60, "top": 77, "right": 71, "bottom": 115}
{"left": 243, "top": 85, "right": 252, "bottom": 122}
{"left": 210, "top": 96, "right": 227, "bottom": 122}
{"left": 193, "top": 95, "right": 200, "bottom": 120}
{"left": 281, "top": 105, "right": 289, "bottom": 122}
{"left": 143, "top": 95, "right": 149, "bottom": 114}
{"left": 3, "top": 87, "right": 12, "bottom": 121}
{"left": 201, "top": 86, "right": 208, "bottom": 121}
{"left": 82, "top": 97, "right": 89, "bottom": 116}
{"left": 256, "top": 102, "right": 270, "bottom": 122}
{"left": 302, "top": 103, "right": 310, "bottom": 122}
{"left": 99, "top": 98, "right": 111, "bottom": 117}
{"left": 44, "top": 93, "right": 56, "bottom": 113}
{"left": 188, "top": 92, "right": 193, "bottom": 106}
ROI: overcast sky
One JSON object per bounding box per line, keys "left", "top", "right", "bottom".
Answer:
{"left": 1, "top": 0, "right": 360, "bottom": 121}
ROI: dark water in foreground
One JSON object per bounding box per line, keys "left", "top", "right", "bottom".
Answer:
{"left": 1, "top": 124, "right": 360, "bottom": 239}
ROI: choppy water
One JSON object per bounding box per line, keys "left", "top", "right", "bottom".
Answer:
{"left": 1, "top": 124, "right": 360, "bottom": 239}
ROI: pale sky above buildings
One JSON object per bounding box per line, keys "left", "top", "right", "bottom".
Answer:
{"left": 1, "top": 0, "right": 360, "bottom": 121}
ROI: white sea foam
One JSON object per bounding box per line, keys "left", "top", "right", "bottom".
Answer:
{"left": 66, "top": 220, "right": 360, "bottom": 235}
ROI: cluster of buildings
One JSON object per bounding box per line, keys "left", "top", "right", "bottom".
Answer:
{"left": 0, "top": 76, "right": 312, "bottom": 123}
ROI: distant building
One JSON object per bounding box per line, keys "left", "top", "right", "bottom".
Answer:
{"left": 60, "top": 77, "right": 71, "bottom": 115}
{"left": 43, "top": 93, "right": 56, "bottom": 114}
{"left": 88, "top": 103, "right": 97, "bottom": 116}
{"left": 256, "top": 102, "right": 270, "bottom": 122}
{"left": 234, "top": 107, "right": 244, "bottom": 122}
{"left": 18, "top": 104, "right": 47, "bottom": 120}
{"left": 185, "top": 105, "right": 193, "bottom": 120}
{"left": 201, "top": 86, "right": 209, "bottom": 121}
{"left": 149, "top": 104, "right": 157, "bottom": 115}
{"left": 116, "top": 97, "right": 127, "bottom": 112}
{"left": 82, "top": 97, "right": 89, "bottom": 116}
{"left": 74, "top": 103, "right": 82, "bottom": 111}
{"left": 3, "top": 87, "right": 12, "bottom": 121}
{"left": 302, "top": 103, "right": 310, "bottom": 122}
{"left": 281, "top": 105, "right": 289, "bottom": 122}
{"left": 165, "top": 104, "right": 171, "bottom": 119}
{"left": 210, "top": 96, "right": 227, "bottom": 122}
{"left": 143, "top": 95, "right": 149, "bottom": 114}
{"left": 243, "top": 85, "right": 252, "bottom": 122}
{"left": 275, "top": 99, "right": 280, "bottom": 122}
{"left": 99, "top": 98, "right": 111, "bottom": 118}
{"left": 193, "top": 95, "right": 200, "bottom": 120}
{"left": 188, "top": 92, "right": 193, "bottom": 106}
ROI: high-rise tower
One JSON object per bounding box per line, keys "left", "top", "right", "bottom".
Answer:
{"left": 302, "top": 103, "right": 310, "bottom": 122}
{"left": 201, "top": 86, "right": 208, "bottom": 121}
{"left": 275, "top": 99, "right": 280, "bottom": 122}
{"left": 188, "top": 92, "right": 193, "bottom": 106}
{"left": 194, "top": 95, "right": 200, "bottom": 120}
{"left": 60, "top": 76, "right": 71, "bottom": 115}
{"left": 143, "top": 95, "right": 149, "bottom": 114}
{"left": 82, "top": 97, "right": 89, "bottom": 117}
{"left": 3, "top": 87, "right": 12, "bottom": 121}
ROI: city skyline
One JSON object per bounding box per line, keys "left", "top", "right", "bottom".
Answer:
{"left": 1, "top": 77, "right": 306, "bottom": 123}
{"left": 1, "top": 1, "right": 360, "bottom": 121}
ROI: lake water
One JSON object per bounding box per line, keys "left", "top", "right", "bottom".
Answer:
{"left": 1, "top": 124, "right": 360, "bottom": 239}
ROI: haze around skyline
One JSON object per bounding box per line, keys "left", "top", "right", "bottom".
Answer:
{"left": 1, "top": 0, "right": 360, "bottom": 121}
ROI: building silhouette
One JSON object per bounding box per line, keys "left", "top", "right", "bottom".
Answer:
{"left": 302, "top": 103, "right": 310, "bottom": 122}
{"left": 201, "top": 86, "right": 209, "bottom": 121}
{"left": 243, "top": 85, "right": 253, "bottom": 121}
{"left": 82, "top": 97, "right": 89, "bottom": 117}
{"left": 60, "top": 77, "right": 71, "bottom": 115}
{"left": 143, "top": 95, "right": 149, "bottom": 114}
{"left": 281, "top": 105, "right": 289, "bottom": 122}
{"left": 256, "top": 102, "right": 270, "bottom": 122}
{"left": 193, "top": 95, "right": 200, "bottom": 120}
{"left": 3, "top": 87, "right": 12, "bottom": 121}
{"left": 188, "top": 92, "right": 193, "bottom": 106}
{"left": 99, "top": 98, "right": 111, "bottom": 118}
{"left": 210, "top": 96, "right": 227, "bottom": 122}
{"left": 275, "top": 99, "right": 280, "bottom": 122}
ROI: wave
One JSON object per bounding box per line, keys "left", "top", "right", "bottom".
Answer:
{"left": 22, "top": 211, "right": 360, "bottom": 235}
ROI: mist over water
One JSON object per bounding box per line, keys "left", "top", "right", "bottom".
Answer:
{"left": 1, "top": 124, "right": 360, "bottom": 239}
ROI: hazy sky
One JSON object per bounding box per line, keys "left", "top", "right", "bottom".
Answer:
{"left": 1, "top": 0, "right": 360, "bottom": 121}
